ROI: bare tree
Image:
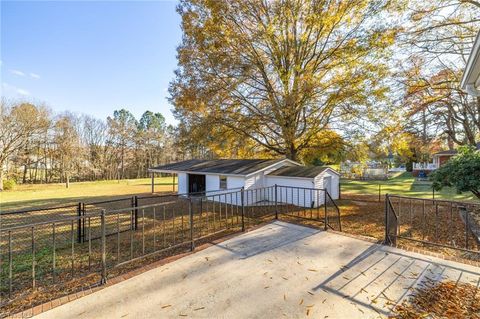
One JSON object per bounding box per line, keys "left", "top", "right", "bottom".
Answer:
{"left": 0, "top": 100, "right": 50, "bottom": 190}
{"left": 401, "top": 0, "right": 480, "bottom": 147}
{"left": 53, "top": 113, "right": 80, "bottom": 188}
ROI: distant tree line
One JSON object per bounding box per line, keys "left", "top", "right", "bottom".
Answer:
{"left": 0, "top": 100, "right": 185, "bottom": 190}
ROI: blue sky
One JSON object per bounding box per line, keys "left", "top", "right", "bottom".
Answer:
{"left": 1, "top": 0, "right": 182, "bottom": 124}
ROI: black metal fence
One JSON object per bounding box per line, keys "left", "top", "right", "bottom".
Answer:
{"left": 0, "top": 185, "right": 340, "bottom": 314}
{"left": 384, "top": 194, "right": 480, "bottom": 256}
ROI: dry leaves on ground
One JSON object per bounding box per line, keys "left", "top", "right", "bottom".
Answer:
{"left": 390, "top": 280, "right": 480, "bottom": 319}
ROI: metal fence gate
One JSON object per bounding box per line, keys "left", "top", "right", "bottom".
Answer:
{"left": 384, "top": 194, "right": 480, "bottom": 256}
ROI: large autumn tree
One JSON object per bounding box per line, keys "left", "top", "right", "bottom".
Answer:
{"left": 170, "top": 0, "right": 399, "bottom": 160}
{"left": 401, "top": 0, "right": 480, "bottom": 148}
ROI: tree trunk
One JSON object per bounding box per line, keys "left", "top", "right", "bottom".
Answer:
{"left": 0, "top": 169, "right": 4, "bottom": 191}
{"left": 22, "top": 163, "right": 28, "bottom": 184}
{"left": 66, "top": 172, "right": 70, "bottom": 188}
{"left": 286, "top": 143, "right": 298, "bottom": 161}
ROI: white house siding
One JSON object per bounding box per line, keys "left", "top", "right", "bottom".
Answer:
{"left": 177, "top": 173, "right": 188, "bottom": 194}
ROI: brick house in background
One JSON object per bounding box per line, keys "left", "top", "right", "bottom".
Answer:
{"left": 412, "top": 144, "right": 480, "bottom": 177}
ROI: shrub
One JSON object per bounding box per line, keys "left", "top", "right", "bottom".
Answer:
{"left": 430, "top": 146, "right": 480, "bottom": 199}
{"left": 405, "top": 162, "right": 413, "bottom": 172}
{"left": 2, "top": 179, "right": 16, "bottom": 191}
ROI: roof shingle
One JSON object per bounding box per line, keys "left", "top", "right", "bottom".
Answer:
{"left": 150, "top": 159, "right": 285, "bottom": 175}
{"left": 267, "top": 166, "right": 335, "bottom": 178}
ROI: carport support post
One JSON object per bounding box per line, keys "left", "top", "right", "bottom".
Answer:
{"left": 274, "top": 184, "right": 278, "bottom": 220}
{"left": 189, "top": 198, "right": 194, "bottom": 251}
{"left": 240, "top": 187, "right": 245, "bottom": 232}
{"left": 100, "top": 209, "right": 107, "bottom": 284}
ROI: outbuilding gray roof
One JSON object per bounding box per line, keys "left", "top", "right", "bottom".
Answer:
{"left": 267, "top": 166, "right": 335, "bottom": 178}
{"left": 150, "top": 159, "right": 286, "bottom": 175}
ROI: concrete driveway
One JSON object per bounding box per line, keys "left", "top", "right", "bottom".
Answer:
{"left": 35, "top": 221, "right": 480, "bottom": 319}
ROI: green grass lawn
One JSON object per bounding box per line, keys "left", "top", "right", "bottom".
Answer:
{"left": 2, "top": 171, "right": 478, "bottom": 212}
{"left": 341, "top": 172, "right": 478, "bottom": 202}
{"left": 0, "top": 177, "right": 177, "bottom": 211}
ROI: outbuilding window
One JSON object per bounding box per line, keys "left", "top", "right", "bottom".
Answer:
{"left": 219, "top": 175, "right": 227, "bottom": 190}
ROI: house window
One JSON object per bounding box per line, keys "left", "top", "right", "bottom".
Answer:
{"left": 219, "top": 175, "right": 227, "bottom": 190}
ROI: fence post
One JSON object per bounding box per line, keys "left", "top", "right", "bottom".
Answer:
{"left": 77, "top": 202, "right": 82, "bottom": 243}
{"left": 130, "top": 197, "right": 135, "bottom": 230}
{"left": 100, "top": 209, "right": 107, "bottom": 284}
{"left": 462, "top": 206, "right": 469, "bottom": 249}
{"left": 189, "top": 198, "right": 194, "bottom": 251}
{"left": 384, "top": 193, "right": 389, "bottom": 245}
{"left": 82, "top": 203, "right": 86, "bottom": 243}
{"left": 324, "top": 190, "right": 328, "bottom": 231}
{"left": 134, "top": 196, "right": 139, "bottom": 230}
{"left": 241, "top": 187, "right": 245, "bottom": 232}
{"left": 274, "top": 184, "right": 278, "bottom": 220}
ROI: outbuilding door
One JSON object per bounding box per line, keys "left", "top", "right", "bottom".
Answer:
{"left": 323, "top": 176, "right": 332, "bottom": 195}
{"left": 188, "top": 174, "right": 206, "bottom": 194}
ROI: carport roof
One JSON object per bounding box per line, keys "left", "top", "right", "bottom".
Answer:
{"left": 267, "top": 166, "right": 335, "bottom": 178}
{"left": 150, "top": 159, "right": 290, "bottom": 175}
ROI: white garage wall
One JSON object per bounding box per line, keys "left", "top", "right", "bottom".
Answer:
{"left": 330, "top": 172, "right": 340, "bottom": 199}
{"left": 175, "top": 165, "right": 339, "bottom": 207}
{"left": 265, "top": 176, "right": 322, "bottom": 207}
{"left": 244, "top": 160, "right": 299, "bottom": 191}
{"left": 206, "top": 174, "right": 219, "bottom": 192}
{"left": 203, "top": 175, "right": 245, "bottom": 205}
{"left": 228, "top": 176, "right": 245, "bottom": 189}
{"left": 177, "top": 173, "right": 187, "bottom": 194}
{"left": 314, "top": 170, "right": 340, "bottom": 200}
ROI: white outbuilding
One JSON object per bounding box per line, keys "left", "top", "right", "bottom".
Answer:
{"left": 149, "top": 158, "right": 340, "bottom": 207}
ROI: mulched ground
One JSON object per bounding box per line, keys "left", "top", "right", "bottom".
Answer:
{"left": 390, "top": 280, "right": 480, "bottom": 319}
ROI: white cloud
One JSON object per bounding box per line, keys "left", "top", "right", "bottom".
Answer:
{"left": 2, "top": 82, "right": 30, "bottom": 96}
{"left": 16, "top": 88, "right": 30, "bottom": 96}
{"left": 10, "top": 69, "right": 26, "bottom": 77}
{"left": 30, "top": 73, "right": 40, "bottom": 79}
